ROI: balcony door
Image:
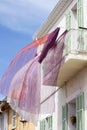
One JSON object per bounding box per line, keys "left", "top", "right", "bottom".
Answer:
{"left": 62, "top": 92, "right": 84, "bottom": 130}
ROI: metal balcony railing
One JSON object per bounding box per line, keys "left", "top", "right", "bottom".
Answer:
{"left": 63, "top": 29, "right": 87, "bottom": 56}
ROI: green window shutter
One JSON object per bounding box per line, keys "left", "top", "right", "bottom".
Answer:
{"left": 40, "top": 120, "right": 45, "bottom": 130}
{"left": 77, "top": 30, "right": 84, "bottom": 51}
{"left": 48, "top": 116, "right": 52, "bottom": 130}
{"left": 77, "top": 0, "right": 84, "bottom": 27}
{"left": 40, "top": 116, "right": 52, "bottom": 130}
{"left": 76, "top": 92, "right": 84, "bottom": 130}
{"left": 62, "top": 104, "right": 68, "bottom": 130}
{"left": 40, "top": 121, "right": 42, "bottom": 130}
{"left": 66, "top": 12, "right": 71, "bottom": 30}
{"left": 77, "top": 0, "right": 84, "bottom": 51}
{"left": 65, "top": 12, "right": 71, "bottom": 55}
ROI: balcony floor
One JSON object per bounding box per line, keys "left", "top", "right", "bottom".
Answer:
{"left": 57, "top": 52, "right": 87, "bottom": 87}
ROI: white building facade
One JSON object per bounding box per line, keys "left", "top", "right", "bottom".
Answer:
{"left": 34, "top": 0, "right": 87, "bottom": 130}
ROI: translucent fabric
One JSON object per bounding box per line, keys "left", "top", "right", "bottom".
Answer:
{"left": 7, "top": 56, "right": 41, "bottom": 125}
{"left": 0, "top": 28, "right": 60, "bottom": 125}
{"left": 0, "top": 34, "right": 49, "bottom": 96}
{"left": 38, "top": 28, "right": 60, "bottom": 63}
{"left": 43, "top": 30, "right": 67, "bottom": 86}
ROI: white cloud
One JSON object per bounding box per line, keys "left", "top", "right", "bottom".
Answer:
{"left": 0, "top": 0, "right": 58, "bottom": 34}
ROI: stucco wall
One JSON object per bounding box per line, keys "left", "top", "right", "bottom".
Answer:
{"left": 57, "top": 66, "right": 87, "bottom": 130}
{"left": 8, "top": 108, "right": 35, "bottom": 130}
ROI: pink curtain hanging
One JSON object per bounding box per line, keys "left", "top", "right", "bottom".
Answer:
{"left": 0, "top": 28, "right": 61, "bottom": 125}
{"left": 43, "top": 30, "right": 67, "bottom": 86}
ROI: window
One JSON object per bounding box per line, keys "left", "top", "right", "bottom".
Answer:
{"left": 62, "top": 92, "right": 84, "bottom": 130}
{"left": 40, "top": 116, "right": 53, "bottom": 130}
{"left": 12, "top": 110, "right": 16, "bottom": 129}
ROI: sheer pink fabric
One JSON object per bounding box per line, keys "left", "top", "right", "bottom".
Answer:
{"left": 0, "top": 28, "right": 67, "bottom": 125}
{"left": 43, "top": 30, "right": 67, "bottom": 86}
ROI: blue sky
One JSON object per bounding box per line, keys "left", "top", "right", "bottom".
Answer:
{"left": 0, "top": 0, "right": 58, "bottom": 99}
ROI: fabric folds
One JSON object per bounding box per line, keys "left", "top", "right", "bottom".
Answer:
{"left": 43, "top": 30, "right": 67, "bottom": 86}
{"left": 0, "top": 28, "right": 67, "bottom": 125}
{"left": 38, "top": 28, "right": 60, "bottom": 63}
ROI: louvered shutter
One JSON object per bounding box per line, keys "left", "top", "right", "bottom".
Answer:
{"left": 40, "top": 120, "right": 45, "bottom": 130}
{"left": 48, "top": 116, "right": 52, "bottom": 130}
{"left": 77, "top": 0, "right": 84, "bottom": 51}
{"left": 62, "top": 104, "right": 68, "bottom": 130}
{"left": 65, "top": 12, "right": 71, "bottom": 54}
{"left": 76, "top": 92, "right": 84, "bottom": 130}
{"left": 66, "top": 12, "right": 71, "bottom": 30}
{"left": 77, "top": 0, "right": 84, "bottom": 27}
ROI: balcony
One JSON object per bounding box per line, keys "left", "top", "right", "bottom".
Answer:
{"left": 57, "top": 29, "right": 87, "bottom": 87}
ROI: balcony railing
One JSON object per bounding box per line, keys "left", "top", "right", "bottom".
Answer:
{"left": 57, "top": 29, "right": 87, "bottom": 87}
{"left": 63, "top": 29, "right": 87, "bottom": 56}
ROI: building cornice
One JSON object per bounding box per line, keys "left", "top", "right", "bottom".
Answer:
{"left": 33, "top": 0, "right": 73, "bottom": 40}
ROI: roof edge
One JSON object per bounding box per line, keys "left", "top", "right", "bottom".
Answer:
{"left": 33, "top": 0, "right": 73, "bottom": 40}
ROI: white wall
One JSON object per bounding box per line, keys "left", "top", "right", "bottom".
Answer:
{"left": 57, "top": 66, "right": 87, "bottom": 130}
{"left": 35, "top": 0, "right": 87, "bottom": 129}
{"left": 35, "top": 89, "right": 58, "bottom": 130}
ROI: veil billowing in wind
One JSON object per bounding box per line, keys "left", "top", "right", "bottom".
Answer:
{"left": 0, "top": 28, "right": 67, "bottom": 125}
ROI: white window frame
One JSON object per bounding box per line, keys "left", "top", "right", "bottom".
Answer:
{"left": 12, "top": 110, "right": 16, "bottom": 129}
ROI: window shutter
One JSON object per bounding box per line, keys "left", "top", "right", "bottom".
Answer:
{"left": 40, "top": 120, "right": 45, "bottom": 130}
{"left": 77, "top": 30, "right": 84, "bottom": 51}
{"left": 66, "top": 12, "right": 71, "bottom": 30}
{"left": 77, "top": 0, "right": 84, "bottom": 27}
{"left": 76, "top": 92, "right": 84, "bottom": 130}
{"left": 65, "top": 12, "right": 71, "bottom": 55}
{"left": 40, "top": 116, "right": 52, "bottom": 130}
{"left": 12, "top": 110, "right": 16, "bottom": 129}
{"left": 62, "top": 104, "right": 68, "bottom": 130}
{"left": 40, "top": 121, "right": 42, "bottom": 130}
{"left": 48, "top": 116, "right": 52, "bottom": 130}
